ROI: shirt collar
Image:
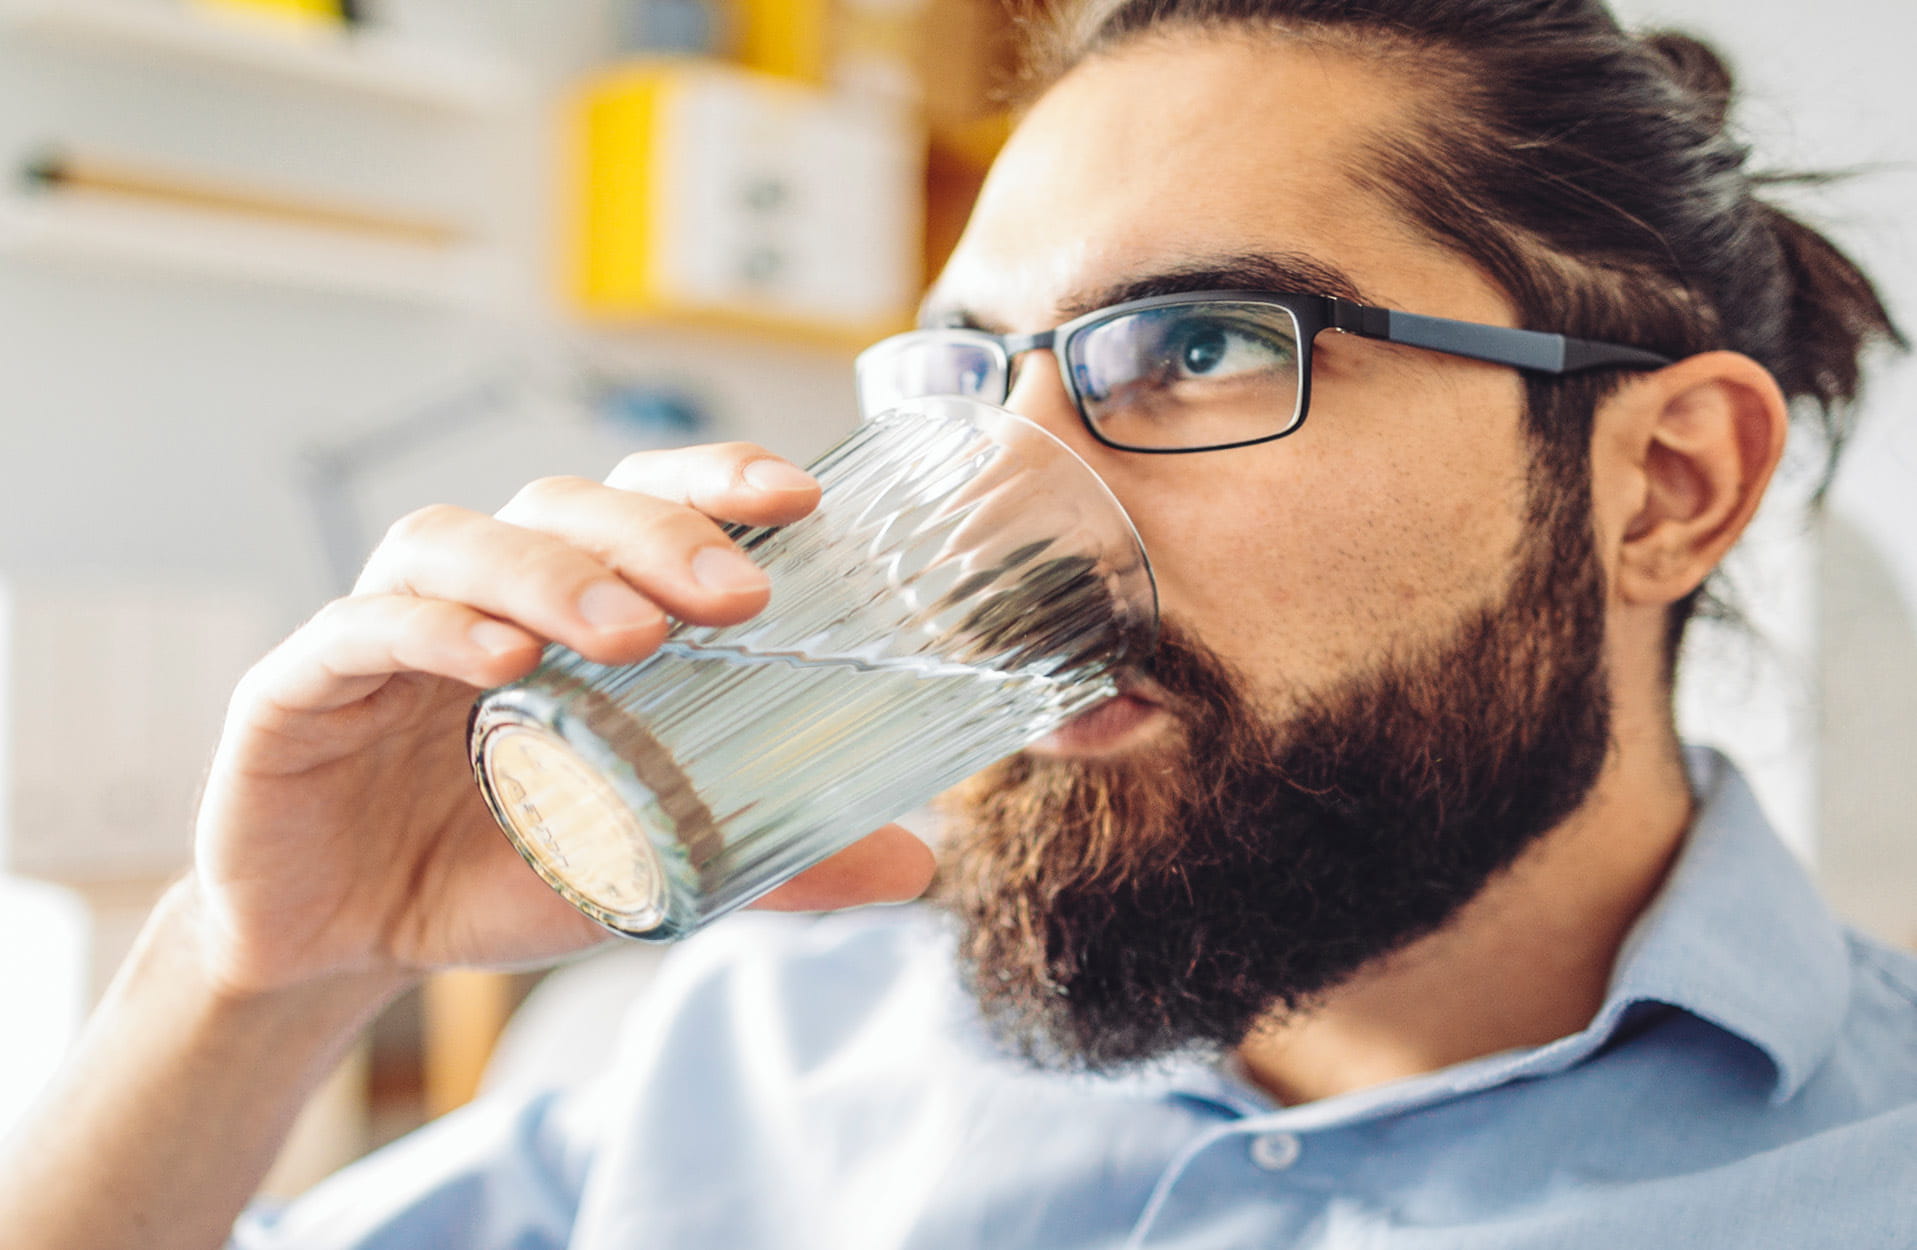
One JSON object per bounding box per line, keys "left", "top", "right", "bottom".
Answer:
{"left": 1594, "top": 745, "right": 1850, "bottom": 1103}
{"left": 1384, "top": 746, "right": 1852, "bottom": 1110}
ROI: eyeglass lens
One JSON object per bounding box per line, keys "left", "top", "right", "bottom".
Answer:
{"left": 857, "top": 336, "right": 1005, "bottom": 420}
{"left": 1068, "top": 302, "right": 1304, "bottom": 450}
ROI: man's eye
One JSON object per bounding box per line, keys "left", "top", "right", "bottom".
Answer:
{"left": 1165, "top": 318, "right": 1296, "bottom": 381}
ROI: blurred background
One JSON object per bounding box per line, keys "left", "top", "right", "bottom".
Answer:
{"left": 0, "top": 0, "right": 1910, "bottom": 1197}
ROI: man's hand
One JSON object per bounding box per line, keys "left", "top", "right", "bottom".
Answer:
{"left": 190, "top": 440, "right": 936, "bottom": 996}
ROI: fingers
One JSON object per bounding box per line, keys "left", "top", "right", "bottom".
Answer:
{"left": 491, "top": 477, "right": 775, "bottom": 627}
{"left": 602, "top": 441, "right": 819, "bottom": 526}
{"left": 751, "top": 825, "right": 937, "bottom": 912}
{"left": 253, "top": 442, "right": 820, "bottom": 722}
{"left": 346, "top": 445, "right": 820, "bottom": 668}
{"left": 354, "top": 503, "right": 674, "bottom": 666}
{"left": 243, "top": 594, "right": 545, "bottom": 714}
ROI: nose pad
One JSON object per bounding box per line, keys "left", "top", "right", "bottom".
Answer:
{"left": 1003, "top": 352, "right": 1102, "bottom": 460}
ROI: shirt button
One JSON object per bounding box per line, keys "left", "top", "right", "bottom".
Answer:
{"left": 1248, "top": 1131, "right": 1302, "bottom": 1171}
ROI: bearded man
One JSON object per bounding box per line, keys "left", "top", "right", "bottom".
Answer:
{"left": 4, "top": 1, "right": 1912, "bottom": 1246}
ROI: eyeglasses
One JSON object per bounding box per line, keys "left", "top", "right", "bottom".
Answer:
{"left": 855, "top": 290, "right": 1674, "bottom": 454}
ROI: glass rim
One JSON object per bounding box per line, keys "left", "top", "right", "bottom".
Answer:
{"left": 860, "top": 395, "right": 1160, "bottom": 658}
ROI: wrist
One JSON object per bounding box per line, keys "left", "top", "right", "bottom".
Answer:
{"left": 145, "top": 875, "right": 415, "bottom": 1030}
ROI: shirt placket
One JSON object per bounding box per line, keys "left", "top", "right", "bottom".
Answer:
{"left": 1121, "top": 1119, "right": 1329, "bottom": 1249}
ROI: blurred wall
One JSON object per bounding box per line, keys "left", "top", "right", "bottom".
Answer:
{"left": 0, "top": 0, "right": 863, "bottom": 637}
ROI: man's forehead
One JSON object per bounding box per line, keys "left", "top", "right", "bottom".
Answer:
{"left": 928, "top": 31, "right": 1502, "bottom": 335}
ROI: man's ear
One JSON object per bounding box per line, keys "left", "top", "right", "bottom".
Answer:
{"left": 1604, "top": 351, "right": 1789, "bottom": 607}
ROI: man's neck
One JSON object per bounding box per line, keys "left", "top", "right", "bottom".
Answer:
{"left": 1233, "top": 736, "right": 1695, "bottom": 1107}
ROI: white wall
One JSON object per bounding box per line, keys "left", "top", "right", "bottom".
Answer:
{"left": 1605, "top": 1, "right": 1916, "bottom": 928}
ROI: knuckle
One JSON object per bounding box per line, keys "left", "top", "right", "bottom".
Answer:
{"left": 626, "top": 502, "right": 726, "bottom": 554}
{"left": 609, "top": 450, "right": 659, "bottom": 482}
{"left": 383, "top": 502, "right": 469, "bottom": 547}
{"left": 712, "top": 440, "right": 774, "bottom": 465}
{"left": 392, "top": 593, "right": 448, "bottom": 639}
{"left": 304, "top": 596, "right": 392, "bottom": 660}
{"left": 387, "top": 597, "right": 456, "bottom": 667}
{"left": 711, "top": 442, "right": 777, "bottom": 487}
{"left": 604, "top": 450, "right": 687, "bottom": 494}
{"left": 303, "top": 595, "right": 359, "bottom": 636}
{"left": 609, "top": 442, "right": 774, "bottom": 500}
{"left": 497, "top": 536, "right": 603, "bottom": 602}
{"left": 499, "top": 474, "right": 594, "bottom": 519}
{"left": 226, "top": 656, "right": 272, "bottom": 714}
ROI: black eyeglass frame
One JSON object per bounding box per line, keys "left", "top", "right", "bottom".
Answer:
{"left": 864, "top": 290, "right": 1675, "bottom": 454}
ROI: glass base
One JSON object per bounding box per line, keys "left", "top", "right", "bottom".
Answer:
{"left": 472, "top": 707, "right": 675, "bottom": 938}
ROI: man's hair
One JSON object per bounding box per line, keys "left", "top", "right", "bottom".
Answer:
{"left": 1018, "top": 0, "right": 1904, "bottom": 665}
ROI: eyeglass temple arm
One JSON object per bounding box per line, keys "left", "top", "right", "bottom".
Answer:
{"left": 1326, "top": 298, "right": 1673, "bottom": 375}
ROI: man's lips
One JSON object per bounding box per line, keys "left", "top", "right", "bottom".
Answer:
{"left": 1029, "top": 677, "right": 1172, "bottom": 757}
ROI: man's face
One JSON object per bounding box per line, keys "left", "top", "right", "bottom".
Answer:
{"left": 926, "top": 33, "right": 1615, "bottom": 1067}
{"left": 927, "top": 34, "right": 1539, "bottom": 721}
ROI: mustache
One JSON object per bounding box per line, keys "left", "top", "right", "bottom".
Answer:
{"left": 930, "top": 619, "right": 1265, "bottom": 926}
{"left": 1121, "top": 616, "right": 1253, "bottom": 733}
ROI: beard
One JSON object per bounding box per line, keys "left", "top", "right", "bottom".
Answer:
{"left": 932, "top": 475, "right": 1614, "bottom": 1073}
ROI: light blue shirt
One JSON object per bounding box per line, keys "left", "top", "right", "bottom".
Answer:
{"left": 234, "top": 750, "right": 1917, "bottom": 1248}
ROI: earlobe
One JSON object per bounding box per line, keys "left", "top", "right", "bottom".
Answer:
{"left": 1612, "top": 352, "right": 1788, "bottom": 607}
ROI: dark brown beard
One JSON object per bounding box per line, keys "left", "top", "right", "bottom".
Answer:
{"left": 932, "top": 479, "right": 1613, "bottom": 1073}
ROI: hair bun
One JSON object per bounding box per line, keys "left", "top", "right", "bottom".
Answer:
{"left": 1643, "top": 30, "right": 1736, "bottom": 133}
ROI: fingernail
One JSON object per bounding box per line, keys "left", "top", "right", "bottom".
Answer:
{"left": 742, "top": 459, "right": 816, "bottom": 493}
{"left": 470, "top": 620, "right": 529, "bottom": 656}
{"left": 578, "top": 581, "right": 663, "bottom": 630}
{"left": 692, "top": 546, "right": 771, "bottom": 594}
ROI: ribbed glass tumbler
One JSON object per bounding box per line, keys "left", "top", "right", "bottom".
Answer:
{"left": 468, "top": 396, "right": 1159, "bottom": 940}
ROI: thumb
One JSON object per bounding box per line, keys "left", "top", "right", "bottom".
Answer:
{"left": 751, "top": 824, "right": 936, "bottom": 913}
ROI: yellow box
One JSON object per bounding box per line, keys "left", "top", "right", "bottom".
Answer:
{"left": 574, "top": 65, "right": 668, "bottom": 313}
{"left": 568, "top": 60, "right": 922, "bottom": 348}
{"left": 191, "top": 0, "right": 346, "bottom": 27}
{"left": 733, "top": 0, "right": 832, "bottom": 84}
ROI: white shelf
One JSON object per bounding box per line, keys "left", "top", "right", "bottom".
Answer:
{"left": 0, "top": 0, "right": 528, "bottom": 115}
{"left": 0, "top": 191, "right": 504, "bottom": 308}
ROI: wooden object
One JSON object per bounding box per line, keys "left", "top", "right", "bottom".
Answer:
{"left": 25, "top": 152, "right": 465, "bottom": 249}
{"left": 923, "top": 112, "right": 1008, "bottom": 281}
{"left": 423, "top": 969, "right": 520, "bottom": 1116}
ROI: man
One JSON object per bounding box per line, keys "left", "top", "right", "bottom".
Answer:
{"left": 3, "top": 0, "right": 1911, "bottom": 1245}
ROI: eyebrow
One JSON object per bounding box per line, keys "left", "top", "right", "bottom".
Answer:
{"left": 921, "top": 250, "right": 1376, "bottom": 333}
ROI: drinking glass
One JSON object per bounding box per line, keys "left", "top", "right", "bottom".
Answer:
{"left": 469, "top": 396, "right": 1158, "bottom": 940}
